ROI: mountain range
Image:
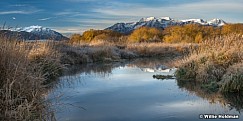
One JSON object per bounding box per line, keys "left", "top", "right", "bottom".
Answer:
{"left": 105, "top": 17, "right": 226, "bottom": 34}
{"left": 0, "top": 17, "right": 227, "bottom": 40}
{"left": 0, "top": 26, "right": 69, "bottom": 41}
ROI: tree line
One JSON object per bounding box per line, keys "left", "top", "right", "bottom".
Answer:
{"left": 70, "top": 23, "right": 243, "bottom": 44}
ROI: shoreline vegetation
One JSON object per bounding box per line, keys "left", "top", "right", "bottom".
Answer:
{"left": 0, "top": 23, "right": 243, "bottom": 120}
{"left": 175, "top": 35, "right": 243, "bottom": 93}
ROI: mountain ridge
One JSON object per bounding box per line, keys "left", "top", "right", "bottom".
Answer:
{"left": 6, "top": 25, "right": 69, "bottom": 41}
{"left": 105, "top": 17, "right": 226, "bottom": 34}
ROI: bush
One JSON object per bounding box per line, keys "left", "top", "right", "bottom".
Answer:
{"left": 81, "top": 29, "right": 123, "bottom": 43}
{"left": 163, "top": 24, "right": 221, "bottom": 43}
{"left": 221, "top": 24, "right": 243, "bottom": 35}
{"left": 70, "top": 34, "right": 82, "bottom": 44}
{"left": 128, "top": 27, "right": 163, "bottom": 43}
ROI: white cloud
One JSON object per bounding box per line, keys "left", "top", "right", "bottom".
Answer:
{"left": 38, "top": 17, "right": 52, "bottom": 21}
{"left": 0, "top": 11, "right": 29, "bottom": 15}
{"left": 51, "top": 27, "right": 86, "bottom": 33}
{"left": 0, "top": 10, "right": 41, "bottom": 15}
{"left": 55, "top": 11, "right": 91, "bottom": 17}
{"left": 55, "top": 11, "right": 75, "bottom": 16}
{"left": 92, "top": 0, "right": 243, "bottom": 22}
{"left": 9, "top": 4, "right": 27, "bottom": 7}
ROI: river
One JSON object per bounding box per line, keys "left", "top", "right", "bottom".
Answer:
{"left": 48, "top": 59, "right": 243, "bottom": 121}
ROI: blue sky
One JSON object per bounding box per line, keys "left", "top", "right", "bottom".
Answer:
{"left": 0, "top": 0, "right": 243, "bottom": 33}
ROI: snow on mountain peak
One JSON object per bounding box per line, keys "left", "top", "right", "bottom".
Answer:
{"left": 106, "top": 17, "right": 227, "bottom": 34}
{"left": 208, "top": 18, "right": 226, "bottom": 26}
{"left": 9, "top": 25, "right": 69, "bottom": 41}
{"left": 14, "top": 25, "right": 52, "bottom": 33}
{"left": 18, "top": 25, "right": 51, "bottom": 33}
{"left": 140, "top": 17, "right": 156, "bottom": 22}
{"left": 29, "top": 25, "right": 42, "bottom": 29}
{"left": 139, "top": 17, "right": 173, "bottom": 22}
{"left": 160, "top": 17, "right": 172, "bottom": 21}
{"left": 180, "top": 19, "right": 206, "bottom": 24}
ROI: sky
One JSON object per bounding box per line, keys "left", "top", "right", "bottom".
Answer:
{"left": 0, "top": 0, "right": 243, "bottom": 34}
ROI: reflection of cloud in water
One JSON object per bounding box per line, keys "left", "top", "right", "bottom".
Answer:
{"left": 141, "top": 68, "right": 177, "bottom": 75}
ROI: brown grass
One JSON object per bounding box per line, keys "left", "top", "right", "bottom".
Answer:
{"left": 126, "top": 43, "right": 192, "bottom": 57}
{"left": 27, "top": 42, "right": 63, "bottom": 84}
{"left": 0, "top": 38, "right": 61, "bottom": 120}
{"left": 221, "top": 63, "right": 243, "bottom": 92}
{"left": 58, "top": 41, "right": 192, "bottom": 65}
{"left": 175, "top": 34, "right": 243, "bottom": 92}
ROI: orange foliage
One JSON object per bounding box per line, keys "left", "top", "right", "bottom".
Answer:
{"left": 128, "top": 27, "right": 163, "bottom": 43}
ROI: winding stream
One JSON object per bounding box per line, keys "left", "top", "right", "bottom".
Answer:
{"left": 49, "top": 59, "right": 243, "bottom": 121}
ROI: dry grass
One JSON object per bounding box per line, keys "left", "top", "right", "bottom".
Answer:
{"left": 126, "top": 43, "right": 192, "bottom": 57}
{"left": 0, "top": 38, "right": 61, "bottom": 120}
{"left": 175, "top": 34, "right": 243, "bottom": 92}
{"left": 58, "top": 40, "right": 148, "bottom": 65}
{"left": 27, "top": 42, "right": 63, "bottom": 84}
{"left": 57, "top": 40, "right": 196, "bottom": 67}
{"left": 58, "top": 42, "right": 192, "bottom": 65}
{"left": 221, "top": 63, "right": 243, "bottom": 92}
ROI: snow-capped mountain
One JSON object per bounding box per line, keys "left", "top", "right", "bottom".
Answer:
{"left": 180, "top": 19, "right": 208, "bottom": 25}
{"left": 11, "top": 25, "right": 69, "bottom": 41}
{"left": 105, "top": 17, "right": 226, "bottom": 34}
{"left": 208, "top": 18, "right": 226, "bottom": 26}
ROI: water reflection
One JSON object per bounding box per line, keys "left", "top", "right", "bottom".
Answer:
{"left": 177, "top": 80, "right": 243, "bottom": 112}
{"left": 63, "top": 63, "right": 118, "bottom": 76}
{"left": 63, "top": 58, "right": 174, "bottom": 77}
{"left": 49, "top": 58, "right": 243, "bottom": 121}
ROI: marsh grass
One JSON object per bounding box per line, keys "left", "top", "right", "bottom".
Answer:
{"left": 0, "top": 37, "right": 61, "bottom": 120}
{"left": 59, "top": 41, "right": 192, "bottom": 66}
{"left": 58, "top": 43, "right": 123, "bottom": 65}
{"left": 126, "top": 43, "right": 191, "bottom": 57}
{"left": 221, "top": 63, "right": 243, "bottom": 92}
{"left": 175, "top": 34, "right": 243, "bottom": 92}
{"left": 27, "top": 42, "right": 63, "bottom": 84}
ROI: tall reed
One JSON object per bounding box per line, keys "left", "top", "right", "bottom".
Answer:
{"left": 0, "top": 37, "right": 61, "bottom": 120}
{"left": 175, "top": 34, "right": 243, "bottom": 92}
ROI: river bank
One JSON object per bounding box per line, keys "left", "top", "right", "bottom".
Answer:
{"left": 0, "top": 38, "right": 190, "bottom": 120}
